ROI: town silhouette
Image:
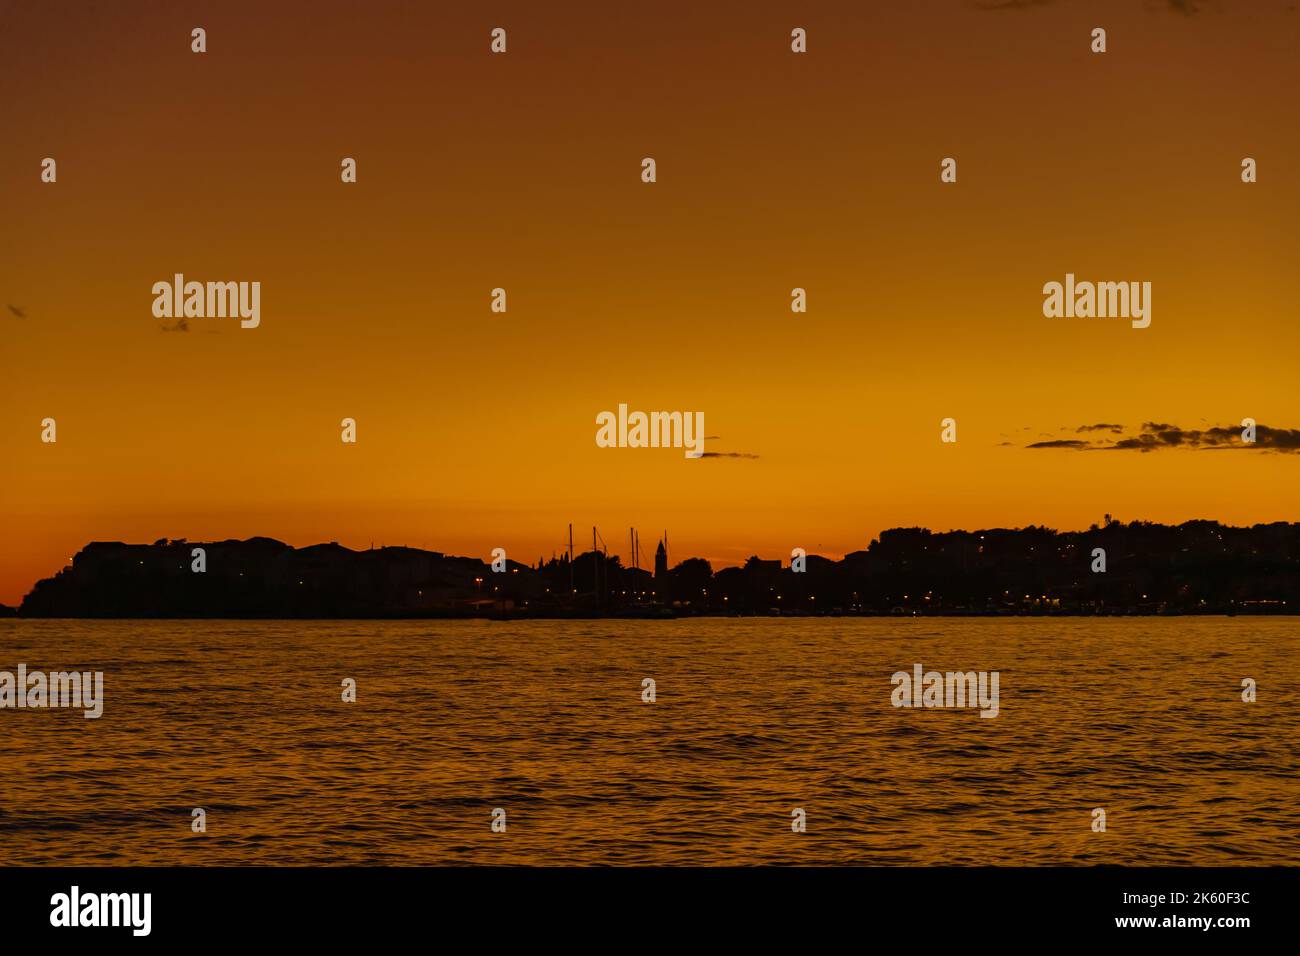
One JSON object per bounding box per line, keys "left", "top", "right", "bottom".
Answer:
{"left": 10, "top": 518, "right": 1297, "bottom": 618}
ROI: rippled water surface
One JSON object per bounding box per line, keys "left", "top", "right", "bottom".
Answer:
{"left": 1, "top": 618, "right": 1296, "bottom": 865}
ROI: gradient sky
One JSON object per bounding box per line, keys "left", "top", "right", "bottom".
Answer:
{"left": 2, "top": 0, "right": 1297, "bottom": 604}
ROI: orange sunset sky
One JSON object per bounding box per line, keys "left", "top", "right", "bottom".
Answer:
{"left": 1, "top": 0, "right": 1297, "bottom": 605}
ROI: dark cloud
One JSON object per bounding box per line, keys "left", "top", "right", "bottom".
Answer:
{"left": 1027, "top": 439, "right": 1090, "bottom": 449}
{"left": 161, "top": 318, "right": 189, "bottom": 332}
{"left": 975, "top": 0, "right": 1210, "bottom": 11}
{"left": 7, "top": 304, "right": 26, "bottom": 318}
{"left": 1023, "top": 421, "right": 1300, "bottom": 453}
{"left": 697, "top": 451, "right": 759, "bottom": 460}
{"left": 973, "top": 0, "right": 1055, "bottom": 9}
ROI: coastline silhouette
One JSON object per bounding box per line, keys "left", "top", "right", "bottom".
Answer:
{"left": 9, "top": 518, "right": 1297, "bottom": 619}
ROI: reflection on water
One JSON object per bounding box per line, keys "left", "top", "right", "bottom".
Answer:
{"left": 1, "top": 618, "right": 1295, "bottom": 865}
